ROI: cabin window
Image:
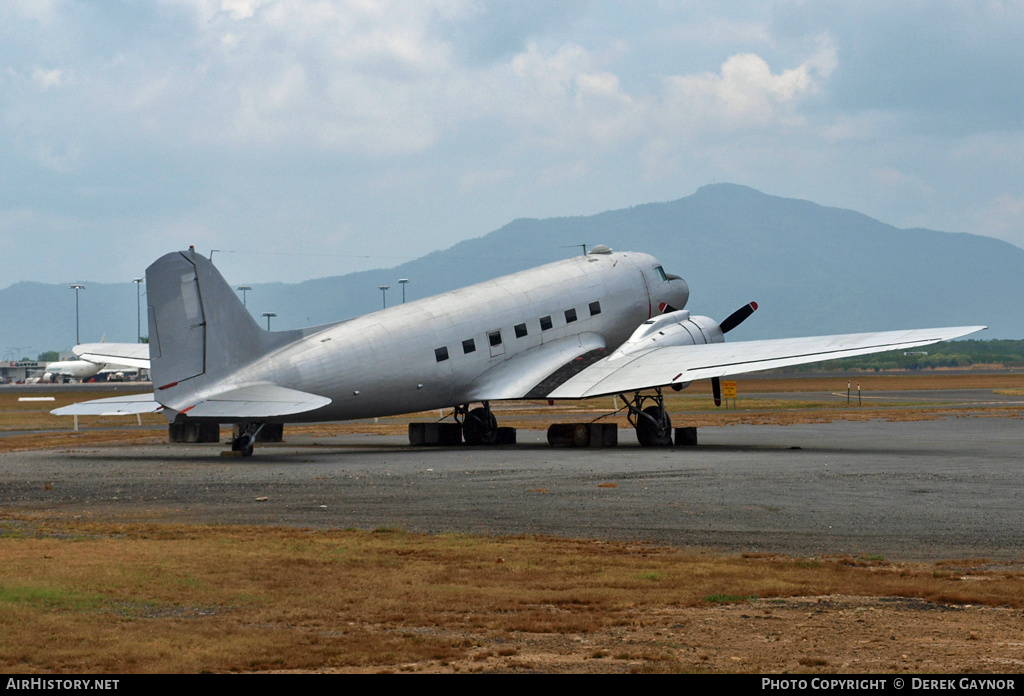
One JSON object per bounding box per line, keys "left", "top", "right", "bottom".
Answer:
{"left": 540, "top": 315, "right": 553, "bottom": 331}
{"left": 462, "top": 338, "right": 476, "bottom": 354}
{"left": 589, "top": 301, "right": 601, "bottom": 316}
{"left": 514, "top": 323, "right": 528, "bottom": 338}
{"left": 435, "top": 346, "right": 449, "bottom": 362}
{"left": 564, "top": 308, "right": 577, "bottom": 323}
{"left": 488, "top": 330, "right": 502, "bottom": 347}
{"left": 655, "top": 266, "right": 667, "bottom": 282}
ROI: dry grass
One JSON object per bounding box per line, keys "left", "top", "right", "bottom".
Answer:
{"left": 730, "top": 372, "right": 1024, "bottom": 393}
{"left": 2, "top": 519, "right": 1024, "bottom": 674}
{"left": 0, "top": 391, "right": 166, "bottom": 431}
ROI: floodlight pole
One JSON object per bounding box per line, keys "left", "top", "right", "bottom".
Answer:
{"left": 69, "top": 284, "right": 85, "bottom": 345}
{"left": 378, "top": 285, "right": 390, "bottom": 309}
{"left": 261, "top": 312, "right": 276, "bottom": 330}
{"left": 133, "top": 278, "right": 144, "bottom": 343}
{"left": 398, "top": 278, "right": 409, "bottom": 303}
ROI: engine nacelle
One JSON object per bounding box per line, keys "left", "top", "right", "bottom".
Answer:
{"left": 610, "top": 310, "right": 725, "bottom": 360}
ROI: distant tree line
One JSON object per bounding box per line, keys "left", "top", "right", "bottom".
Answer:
{"left": 781, "top": 339, "right": 1024, "bottom": 372}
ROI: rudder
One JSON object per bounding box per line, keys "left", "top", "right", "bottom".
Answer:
{"left": 146, "top": 248, "right": 298, "bottom": 401}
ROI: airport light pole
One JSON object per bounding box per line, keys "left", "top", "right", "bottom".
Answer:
{"left": 378, "top": 285, "right": 390, "bottom": 309}
{"left": 261, "top": 312, "right": 276, "bottom": 330}
{"left": 133, "top": 278, "right": 144, "bottom": 343}
{"left": 237, "top": 286, "right": 251, "bottom": 307}
{"left": 398, "top": 278, "right": 409, "bottom": 303}
{"left": 69, "top": 284, "right": 85, "bottom": 345}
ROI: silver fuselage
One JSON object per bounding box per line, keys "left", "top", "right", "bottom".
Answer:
{"left": 191, "top": 251, "right": 687, "bottom": 421}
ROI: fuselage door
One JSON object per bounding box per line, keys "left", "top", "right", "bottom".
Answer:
{"left": 487, "top": 330, "right": 505, "bottom": 358}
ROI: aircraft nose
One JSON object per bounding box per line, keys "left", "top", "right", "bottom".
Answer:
{"left": 666, "top": 275, "right": 689, "bottom": 311}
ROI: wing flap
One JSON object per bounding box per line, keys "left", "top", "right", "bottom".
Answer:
{"left": 51, "top": 393, "right": 162, "bottom": 416}
{"left": 464, "top": 332, "right": 607, "bottom": 401}
{"left": 181, "top": 384, "right": 332, "bottom": 419}
{"left": 548, "top": 325, "right": 987, "bottom": 399}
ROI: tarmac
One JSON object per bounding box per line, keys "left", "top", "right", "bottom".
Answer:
{"left": 2, "top": 414, "right": 1021, "bottom": 561}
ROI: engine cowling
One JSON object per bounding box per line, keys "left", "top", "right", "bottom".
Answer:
{"left": 610, "top": 310, "right": 724, "bottom": 360}
{"left": 609, "top": 303, "right": 758, "bottom": 401}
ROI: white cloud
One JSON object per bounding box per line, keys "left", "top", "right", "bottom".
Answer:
{"left": 6, "top": 0, "right": 60, "bottom": 24}
{"left": 661, "top": 50, "right": 825, "bottom": 132}
{"left": 31, "top": 66, "right": 63, "bottom": 91}
{"left": 459, "top": 168, "right": 513, "bottom": 194}
{"left": 3, "top": 0, "right": 1024, "bottom": 290}
{"left": 537, "top": 160, "right": 590, "bottom": 188}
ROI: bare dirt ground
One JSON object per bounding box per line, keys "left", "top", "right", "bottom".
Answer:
{"left": 342, "top": 595, "right": 1024, "bottom": 674}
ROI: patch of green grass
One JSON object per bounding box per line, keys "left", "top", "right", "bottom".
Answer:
{"left": 0, "top": 583, "right": 105, "bottom": 612}
{"left": 793, "top": 560, "right": 822, "bottom": 569}
{"left": 703, "top": 594, "right": 756, "bottom": 604}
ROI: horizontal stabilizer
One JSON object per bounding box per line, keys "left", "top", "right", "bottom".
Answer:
{"left": 74, "top": 343, "right": 151, "bottom": 369}
{"left": 180, "top": 384, "right": 332, "bottom": 419}
{"left": 52, "top": 393, "right": 161, "bottom": 416}
{"left": 549, "top": 325, "right": 987, "bottom": 399}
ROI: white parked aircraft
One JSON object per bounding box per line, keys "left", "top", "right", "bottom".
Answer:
{"left": 54, "top": 246, "right": 984, "bottom": 455}
{"left": 44, "top": 343, "right": 149, "bottom": 382}
{"left": 44, "top": 359, "right": 106, "bottom": 382}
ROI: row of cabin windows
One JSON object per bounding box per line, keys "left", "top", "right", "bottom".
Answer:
{"left": 434, "top": 300, "right": 602, "bottom": 362}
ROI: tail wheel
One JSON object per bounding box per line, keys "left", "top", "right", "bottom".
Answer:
{"left": 636, "top": 406, "right": 672, "bottom": 447}
{"left": 231, "top": 433, "right": 255, "bottom": 457}
{"left": 463, "top": 407, "right": 498, "bottom": 445}
{"left": 231, "top": 422, "right": 264, "bottom": 457}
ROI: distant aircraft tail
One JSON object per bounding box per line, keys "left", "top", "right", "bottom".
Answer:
{"left": 145, "top": 248, "right": 304, "bottom": 406}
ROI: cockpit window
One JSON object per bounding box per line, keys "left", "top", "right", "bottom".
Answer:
{"left": 655, "top": 266, "right": 667, "bottom": 282}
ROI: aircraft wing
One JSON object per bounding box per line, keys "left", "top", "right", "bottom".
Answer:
{"left": 74, "top": 342, "right": 151, "bottom": 370}
{"left": 51, "top": 393, "right": 162, "bottom": 416}
{"left": 546, "top": 325, "right": 987, "bottom": 399}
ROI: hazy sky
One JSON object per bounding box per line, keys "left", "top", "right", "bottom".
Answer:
{"left": 3, "top": 0, "right": 1023, "bottom": 287}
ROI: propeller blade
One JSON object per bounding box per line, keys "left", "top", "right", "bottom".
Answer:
{"left": 719, "top": 301, "right": 758, "bottom": 334}
{"left": 712, "top": 377, "right": 722, "bottom": 407}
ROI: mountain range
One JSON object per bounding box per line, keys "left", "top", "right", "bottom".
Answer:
{"left": 3, "top": 183, "right": 1018, "bottom": 358}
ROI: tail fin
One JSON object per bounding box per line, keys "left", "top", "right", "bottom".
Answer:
{"left": 146, "top": 249, "right": 302, "bottom": 403}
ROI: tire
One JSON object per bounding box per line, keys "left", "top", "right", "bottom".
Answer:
{"left": 232, "top": 435, "right": 255, "bottom": 457}
{"left": 636, "top": 406, "right": 672, "bottom": 447}
{"left": 462, "top": 407, "right": 498, "bottom": 445}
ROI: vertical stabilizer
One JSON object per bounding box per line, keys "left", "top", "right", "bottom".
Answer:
{"left": 146, "top": 249, "right": 302, "bottom": 407}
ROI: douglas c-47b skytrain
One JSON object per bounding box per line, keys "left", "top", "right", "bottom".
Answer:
{"left": 55, "top": 246, "right": 984, "bottom": 455}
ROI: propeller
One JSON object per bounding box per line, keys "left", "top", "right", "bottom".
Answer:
{"left": 719, "top": 301, "right": 758, "bottom": 334}
{"left": 712, "top": 302, "right": 758, "bottom": 406}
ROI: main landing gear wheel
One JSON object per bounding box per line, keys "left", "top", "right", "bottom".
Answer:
{"left": 623, "top": 391, "right": 674, "bottom": 447}
{"left": 457, "top": 404, "right": 499, "bottom": 445}
{"left": 636, "top": 405, "right": 673, "bottom": 447}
